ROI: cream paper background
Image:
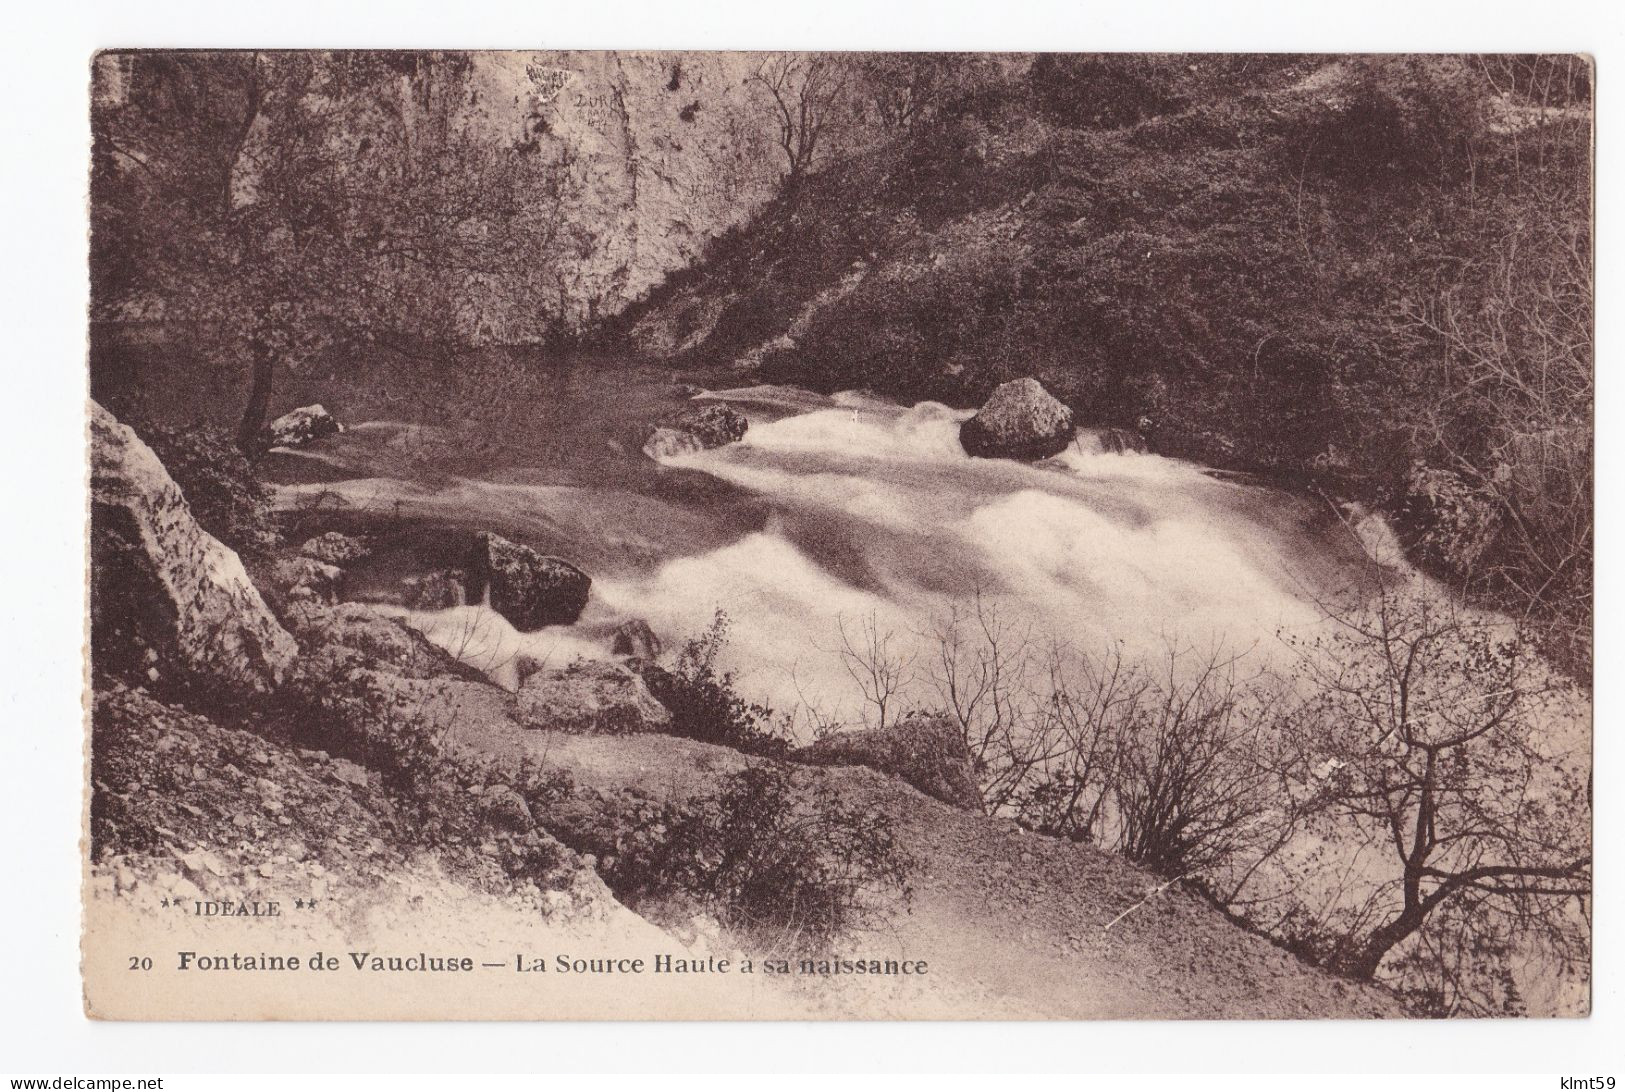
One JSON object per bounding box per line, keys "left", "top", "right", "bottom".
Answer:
{"left": 2, "top": 0, "right": 1617, "bottom": 1074}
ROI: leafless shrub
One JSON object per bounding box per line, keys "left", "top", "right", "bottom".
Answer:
{"left": 836, "top": 610, "right": 916, "bottom": 731}
{"left": 913, "top": 595, "right": 1301, "bottom": 888}
{"left": 924, "top": 590, "right": 1040, "bottom": 809}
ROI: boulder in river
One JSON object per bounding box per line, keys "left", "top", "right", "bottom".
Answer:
{"left": 516, "top": 660, "right": 673, "bottom": 735}
{"left": 90, "top": 401, "right": 298, "bottom": 696}
{"left": 299, "top": 531, "right": 371, "bottom": 565}
{"left": 264, "top": 404, "right": 343, "bottom": 449}
{"left": 465, "top": 531, "right": 591, "bottom": 630}
{"left": 642, "top": 426, "right": 704, "bottom": 461}
{"left": 642, "top": 402, "right": 748, "bottom": 461}
{"left": 264, "top": 555, "right": 344, "bottom": 608}
{"left": 401, "top": 569, "right": 467, "bottom": 611}
{"left": 610, "top": 618, "right": 662, "bottom": 660}
{"left": 790, "top": 713, "right": 984, "bottom": 812}
{"left": 1079, "top": 426, "right": 1150, "bottom": 456}
{"left": 959, "top": 378, "right": 1075, "bottom": 461}
{"left": 685, "top": 403, "right": 749, "bottom": 447}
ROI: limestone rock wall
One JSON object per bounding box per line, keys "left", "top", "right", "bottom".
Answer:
{"left": 469, "top": 52, "right": 785, "bottom": 332}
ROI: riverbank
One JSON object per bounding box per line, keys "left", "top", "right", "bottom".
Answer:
{"left": 86, "top": 392, "right": 1409, "bottom": 1019}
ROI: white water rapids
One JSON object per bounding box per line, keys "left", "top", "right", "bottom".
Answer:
{"left": 275, "top": 384, "right": 1386, "bottom": 725}
{"left": 269, "top": 379, "right": 1588, "bottom": 1013}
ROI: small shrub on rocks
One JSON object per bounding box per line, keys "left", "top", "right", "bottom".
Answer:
{"left": 643, "top": 610, "right": 791, "bottom": 757}
{"left": 605, "top": 764, "right": 912, "bottom": 949}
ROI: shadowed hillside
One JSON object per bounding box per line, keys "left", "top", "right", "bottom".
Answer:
{"left": 615, "top": 54, "right": 1593, "bottom": 674}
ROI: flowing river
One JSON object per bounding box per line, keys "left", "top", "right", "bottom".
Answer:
{"left": 264, "top": 366, "right": 1588, "bottom": 1014}
{"left": 269, "top": 373, "right": 1391, "bottom": 725}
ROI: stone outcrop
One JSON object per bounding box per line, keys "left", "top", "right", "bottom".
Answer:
{"left": 684, "top": 403, "right": 749, "bottom": 447}
{"left": 516, "top": 660, "right": 673, "bottom": 734}
{"left": 1086, "top": 426, "right": 1150, "bottom": 455}
{"left": 300, "top": 531, "right": 372, "bottom": 566}
{"left": 611, "top": 619, "right": 661, "bottom": 660}
{"left": 959, "top": 378, "right": 1075, "bottom": 461}
{"left": 264, "top": 555, "right": 344, "bottom": 608}
{"left": 642, "top": 426, "right": 705, "bottom": 461}
{"left": 401, "top": 569, "right": 467, "bottom": 611}
{"left": 264, "top": 404, "right": 343, "bottom": 449}
{"left": 465, "top": 531, "right": 591, "bottom": 630}
{"left": 1402, "top": 462, "right": 1502, "bottom": 577}
{"left": 90, "top": 401, "right": 298, "bottom": 695}
{"left": 791, "top": 713, "right": 984, "bottom": 812}
{"left": 281, "top": 601, "right": 475, "bottom": 681}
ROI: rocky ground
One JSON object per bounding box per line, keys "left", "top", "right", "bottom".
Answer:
{"left": 420, "top": 698, "right": 1400, "bottom": 1019}
{"left": 86, "top": 397, "right": 1399, "bottom": 1019}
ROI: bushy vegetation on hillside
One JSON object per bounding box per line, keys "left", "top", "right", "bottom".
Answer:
{"left": 642, "top": 610, "right": 793, "bottom": 757}
{"left": 627, "top": 54, "right": 1593, "bottom": 676}
{"left": 605, "top": 764, "right": 912, "bottom": 950}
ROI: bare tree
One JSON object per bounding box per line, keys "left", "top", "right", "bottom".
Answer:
{"left": 749, "top": 53, "right": 847, "bottom": 188}
{"left": 856, "top": 53, "right": 1003, "bottom": 134}
{"left": 925, "top": 591, "right": 1038, "bottom": 805}
{"left": 1284, "top": 582, "right": 1591, "bottom": 984}
{"left": 1004, "top": 642, "right": 1137, "bottom": 844}
{"left": 861, "top": 55, "right": 945, "bottom": 133}
{"left": 837, "top": 611, "right": 916, "bottom": 731}
{"left": 923, "top": 600, "right": 1300, "bottom": 889}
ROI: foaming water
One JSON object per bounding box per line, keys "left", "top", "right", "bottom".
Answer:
{"left": 271, "top": 375, "right": 1586, "bottom": 1013}
{"left": 560, "top": 392, "right": 1369, "bottom": 720}
{"left": 375, "top": 600, "right": 620, "bottom": 692}
{"left": 278, "top": 383, "right": 1380, "bottom": 721}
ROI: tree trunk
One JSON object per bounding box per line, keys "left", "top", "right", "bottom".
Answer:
{"left": 236, "top": 340, "right": 275, "bottom": 453}
{"left": 1337, "top": 905, "right": 1428, "bottom": 980}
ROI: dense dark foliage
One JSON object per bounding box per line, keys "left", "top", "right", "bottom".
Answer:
{"left": 91, "top": 51, "right": 586, "bottom": 447}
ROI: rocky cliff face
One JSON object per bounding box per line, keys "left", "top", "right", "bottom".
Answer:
{"left": 326, "top": 51, "right": 795, "bottom": 340}
{"left": 464, "top": 52, "right": 786, "bottom": 332}
{"left": 90, "top": 402, "right": 299, "bottom": 697}
{"left": 96, "top": 50, "right": 806, "bottom": 343}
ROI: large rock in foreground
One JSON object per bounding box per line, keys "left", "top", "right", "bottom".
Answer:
{"left": 516, "top": 660, "right": 672, "bottom": 734}
{"left": 959, "top": 378, "right": 1075, "bottom": 461}
{"left": 90, "top": 402, "right": 298, "bottom": 695}
{"left": 791, "top": 714, "right": 984, "bottom": 812}
{"left": 281, "top": 601, "right": 477, "bottom": 681}
{"left": 465, "top": 531, "right": 591, "bottom": 630}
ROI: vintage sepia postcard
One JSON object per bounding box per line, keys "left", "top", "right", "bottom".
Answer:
{"left": 83, "top": 50, "right": 1592, "bottom": 1021}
